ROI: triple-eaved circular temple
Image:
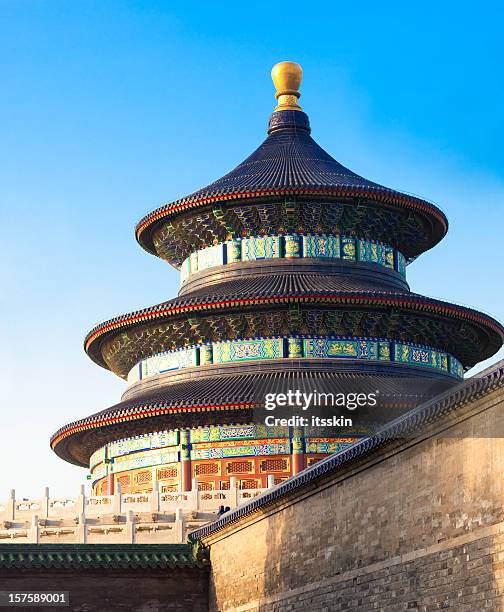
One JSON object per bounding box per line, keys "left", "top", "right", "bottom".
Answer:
{"left": 50, "top": 62, "right": 504, "bottom": 496}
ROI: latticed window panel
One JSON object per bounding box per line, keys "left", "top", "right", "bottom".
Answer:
{"left": 219, "top": 481, "right": 231, "bottom": 490}
{"left": 259, "top": 458, "right": 289, "bottom": 473}
{"left": 307, "top": 457, "right": 322, "bottom": 466}
{"left": 157, "top": 466, "right": 178, "bottom": 480}
{"left": 100, "top": 480, "right": 109, "bottom": 495}
{"left": 226, "top": 460, "right": 254, "bottom": 475}
{"left": 117, "top": 474, "right": 131, "bottom": 488}
{"left": 198, "top": 481, "right": 215, "bottom": 491}
{"left": 194, "top": 462, "right": 220, "bottom": 476}
{"left": 274, "top": 477, "right": 289, "bottom": 485}
{"left": 239, "top": 478, "right": 260, "bottom": 490}
{"left": 161, "top": 484, "right": 178, "bottom": 493}
{"left": 135, "top": 470, "right": 152, "bottom": 485}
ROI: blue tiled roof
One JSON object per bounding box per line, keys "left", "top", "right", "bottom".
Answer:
{"left": 184, "top": 111, "right": 393, "bottom": 197}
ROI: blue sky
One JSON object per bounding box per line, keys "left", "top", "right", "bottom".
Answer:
{"left": 1, "top": 1, "right": 503, "bottom": 497}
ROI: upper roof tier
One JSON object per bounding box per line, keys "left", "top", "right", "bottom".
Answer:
{"left": 136, "top": 62, "right": 448, "bottom": 264}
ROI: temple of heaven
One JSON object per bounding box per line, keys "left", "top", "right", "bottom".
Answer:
{"left": 50, "top": 62, "right": 504, "bottom": 496}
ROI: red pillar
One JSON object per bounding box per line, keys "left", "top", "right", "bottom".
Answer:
{"left": 292, "top": 452, "right": 306, "bottom": 475}
{"left": 180, "top": 429, "right": 192, "bottom": 492}
{"left": 107, "top": 472, "right": 115, "bottom": 495}
{"left": 291, "top": 426, "right": 306, "bottom": 475}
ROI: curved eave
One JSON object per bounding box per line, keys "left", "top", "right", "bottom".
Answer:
{"left": 50, "top": 362, "right": 454, "bottom": 466}
{"left": 83, "top": 291, "right": 504, "bottom": 371}
{"left": 135, "top": 187, "right": 448, "bottom": 259}
{"left": 50, "top": 402, "right": 254, "bottom": 466}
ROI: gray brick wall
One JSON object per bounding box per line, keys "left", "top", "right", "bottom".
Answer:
{"left": 205, "top": 388, "right": 504, "bottom": 611}
{"left": 0, "top": 567, "right": 209, "bottom": 611}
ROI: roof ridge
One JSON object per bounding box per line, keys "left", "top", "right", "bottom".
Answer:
{"left": 0, "top": 543, "right": 207, "bottom": 569}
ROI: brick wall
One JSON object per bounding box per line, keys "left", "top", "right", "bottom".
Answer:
{"left": 0, "top": 567, "right": 208, "bottom": 612}
{"left": 203, "top": 385, "right": 504, "bottom": 611}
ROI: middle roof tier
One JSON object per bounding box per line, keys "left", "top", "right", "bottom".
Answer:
{"left": 84, "top": 279, "right": 504, "bottom": 379}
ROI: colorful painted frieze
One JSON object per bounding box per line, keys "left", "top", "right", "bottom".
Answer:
{"left": 396, "top": 251, "right": 407, "bottom": 277}
{"left": 449, "top": 356, "right": 464, "bottom": 378}
{"left": 199, "top": 343, "right": 213, "bottom": 365}
{"left": 190, "top": 424, "right": 289, "bottom": 444}
{"left": 112, "top": 449, "right": 179, "bottom": 473}
{"left": 213, "top": 338, "right": 283, "bottom": 363}
{"left": 128, "top": 335, "right": 462, "bottom": 385}
{"left": 191, "top": 442, "right": 290, "bottom": 460}
{"left": 394, "top": 343, "right": 449, "bottom": 372}
{"left": 180, "top": 257, "right": 191, "bottom": 285}
{"left": 91, "top": 463, "right": 107, "bottom": 482}
{"left": 357, "top": 240, "right": 386, "bottom": 266}
{"left": 189, "top": 251, "right": 199, "bottom": 276}
{"left": 284, "top": 234, "right": 301, "bottom": 258}
{"left": 341, "top": 236, "right": 356, "bottom": 260}
{"left": 192, "top": 426, "right": 231, "bottom": 444}
{"left": 191, "top": 425, "right": 254, "bottom": 444}
{"left": 287, "top": 337, "right": 303, "bottom": 358}
{"left": 302, "top": 234, "right": 340, "bottom": 258}
{"left": 90, "top": 446, "right": 106, "bottom": 470}
{"left": 304, "top": 338, "right": 379, "bottom": 360}
{"left": 138, "top": 347, "right": 198, "bottom": 380}
{"left": 226, "top": 239, "right": 241, "bottom": 263}
{"left": 241, "top": 236, "right": 281, "bottom": 261}
{"left": 149, "top": 431, "right": 179, "bottom": 450}
{"left": 108, "top": 436, "right": 151, "bottom": 458}
{"left": 378, "top": 341, "right": 391, "bottom": 361}
{"left": 255, "top": 424, "right": 290, "bottom": 438}
{"left": 384, "top": 246, "right": 395, "bottom": 269}
{"left": 218, "top": 425, "right": 260, "bottom": 441}
{"left": 197, "top": 244, "right": 224, "bottom": 272}
{"left": 192, "top": 438, "right": 286, "bottom": 451}
{"left": 305, "top": 439, "right": 357, "bottom": 454}
{"left": 179, "top": 234, "right": 406, "bottom": 285}
{"left": 107, "top": 430, "right": 178, "bottom": 460}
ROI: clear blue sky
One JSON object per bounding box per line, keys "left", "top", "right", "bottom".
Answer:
{"left": 1, "top": 1, "right": 503, "bottom": 497}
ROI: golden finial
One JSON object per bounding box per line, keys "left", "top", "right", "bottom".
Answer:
{"left": 271, "top": 61, "right": 303, "bottom": 112}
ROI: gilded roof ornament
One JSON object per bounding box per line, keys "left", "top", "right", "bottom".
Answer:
{"left": 271, "top": 61, "right": 303, "bottom": 112}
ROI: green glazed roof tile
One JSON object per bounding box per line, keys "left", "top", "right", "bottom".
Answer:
{"left": 0, "top": 544, "right": 207, "bottom": 570}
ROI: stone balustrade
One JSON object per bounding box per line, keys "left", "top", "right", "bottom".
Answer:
{"left": 0, "top": 477, "right": 274, "bottom": 544}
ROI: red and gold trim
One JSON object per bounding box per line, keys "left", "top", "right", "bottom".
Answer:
{"left": 135, "top": 186, "right": 448, "bottom": 253}
{"left": 85, "top": 292, "right": 504, "bottom": 361}
{"left": 50, "top": 401, "right": 256, "bottom": 451}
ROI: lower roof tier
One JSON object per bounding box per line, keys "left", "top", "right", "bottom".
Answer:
{"left": 51, "top": 359, "right": 459, "bottom": 466}
{"left": 84, "top": 283, "right": 504, "bottom": 378}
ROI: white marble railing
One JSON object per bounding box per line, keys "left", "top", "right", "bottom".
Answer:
{"left": 0, "top": 477, "right": 275, "bottom": 544}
